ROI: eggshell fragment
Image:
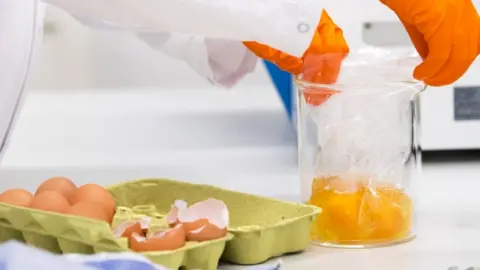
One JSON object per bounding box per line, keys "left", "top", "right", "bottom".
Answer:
{"left": 121, "top": 223, "right": 143, "bottom": 238}
{"left": 186, "top": 223, "right": 227, "bottom": 242}
{"left": 0, "top": 189, "right": 34, "bottom": 207}
{"left": 181, "top": 218, "right": 209, "bottom": 232}
{"left": 166, "top": 200, "right": 187, "bottom": 227}
{"left": 36, "top": 177, "right": 77, "bottom": 198}
{"left": 113, "top": 217, "right": 151, "bottom": 238}
{"left": 129, "top": 224, "right": 186, "bottom": 252}
{"left": 177, "top": 198, "right": 229, "bottom": 229}
{"left": 169, "top": 198, "right": 230, "bottom": 241}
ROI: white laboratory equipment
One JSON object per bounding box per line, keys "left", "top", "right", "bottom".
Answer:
{"left": 0, "top": 0, "right": 44, "bottom": 162}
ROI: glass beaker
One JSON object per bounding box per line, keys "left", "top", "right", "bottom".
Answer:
{"left": 0, "top": 0, "right": 41, "bottom": 162}
{"left": 295, "top": 55, "right": 425, "bottom": 247}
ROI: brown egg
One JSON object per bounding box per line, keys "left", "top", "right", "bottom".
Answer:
{"left": 0, "top": 189, "right": 34, "bottom": 207}
{"left": 129, "top": 224, "right": 186, "bottom": 252}
{"left": 186, "top": 223, "right": 227, "bottom": 242}
{"left": 36, "top": 177, "right": 77, "bottom": 198}
{"left": 66, "top": 201, "right": 110, "bottom": 222}
{"left": 68, "top": 183, "right": 116, "bottom": 220}
{"left": 31, "top": 191, "right": 70, "bottom": 213}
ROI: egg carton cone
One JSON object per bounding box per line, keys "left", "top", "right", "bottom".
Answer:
{"left": 107, "top": 178, "right": 321, "bottom": 265}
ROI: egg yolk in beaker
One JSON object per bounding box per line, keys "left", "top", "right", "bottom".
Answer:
{"left": 308, "top": 177, "right": 413, "bottom": 245}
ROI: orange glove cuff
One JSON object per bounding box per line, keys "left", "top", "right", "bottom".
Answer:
{"left": 243, "top": 10, "right": 349, "bottom": 84}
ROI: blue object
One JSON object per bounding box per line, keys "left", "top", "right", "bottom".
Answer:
{"left": 84, "top": 260, "right": 158, "bottom": 270}
{"left": 0, "top": 241, "right": 282, "bottom": 270}
{"left": 263, "top": 60, "right": 294, "bottom": 119}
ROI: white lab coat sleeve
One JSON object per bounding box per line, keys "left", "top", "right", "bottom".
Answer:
{"left": 136, "top": 33, "right": 259, "bottom": 88}
{"left": 43, "top": 0, "right": 326, "bottom": 87}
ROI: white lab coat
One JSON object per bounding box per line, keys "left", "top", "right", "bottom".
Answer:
{"left": 43, "top": 0, "right": 328, "bottom": 87}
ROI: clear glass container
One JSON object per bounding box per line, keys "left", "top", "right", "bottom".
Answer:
{"left": 0, "top": 0, "right": 41, "bottom": 161}
{"left": 295, "top": 51, "right": 425, "bottom": 248}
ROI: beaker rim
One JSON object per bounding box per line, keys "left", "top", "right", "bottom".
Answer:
{"left": 293, "top": 76, "right": 427, "bottom": 93}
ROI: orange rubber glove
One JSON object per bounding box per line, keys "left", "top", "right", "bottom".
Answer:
{"left": 243, "top": 10, "right": 349, "bottom": 84}
{"left": 380, "top": 0, "right": 480, "bottom": 86}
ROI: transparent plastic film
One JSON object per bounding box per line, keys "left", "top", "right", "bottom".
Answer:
{"left": 296, "top": 47, "right": 425, "bottom": 247}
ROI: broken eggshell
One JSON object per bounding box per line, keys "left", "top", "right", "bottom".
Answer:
{"left": 166, "top": 200, "right": 188, "bottom": 227}
{"left": 170, "top": 198, "right": 229, "bottom": 241}
{"left": 186, "top": 222, "right": 227, "bottom": 242}
{"left": 113, "top": 216, "right": 151, "bottom": 238}
{"left": 129, "top": 224, "right": 186, "bottom": 252}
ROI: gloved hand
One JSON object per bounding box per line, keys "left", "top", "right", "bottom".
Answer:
{"left": 380, "top": 0, "right": 480, "bottom": 86}
{"left": 243, "top": 10, "right": 349, "bottom": 84}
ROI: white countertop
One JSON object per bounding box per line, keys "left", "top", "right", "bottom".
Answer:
{"left": 1, "top": 88, "right": 480, "bottom": 269}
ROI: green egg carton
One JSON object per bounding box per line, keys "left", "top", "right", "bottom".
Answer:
{"left": 107, "top": 178, "right": 322, "bottom": 265}
{"left": 0, "top": 202, "right": 126, "bottom": 255}
{"left": 0, "top": 201, "right": 233, "bottom": 270}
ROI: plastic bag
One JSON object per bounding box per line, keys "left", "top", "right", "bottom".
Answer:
{"left": 334, "top": 46, "right": 422, "bottom": 84}
{"left": 307, "top": 47, "right": 423, "bottom": 183}
{"left": 296, "top": 46, "right": 424, "bottom": 246}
